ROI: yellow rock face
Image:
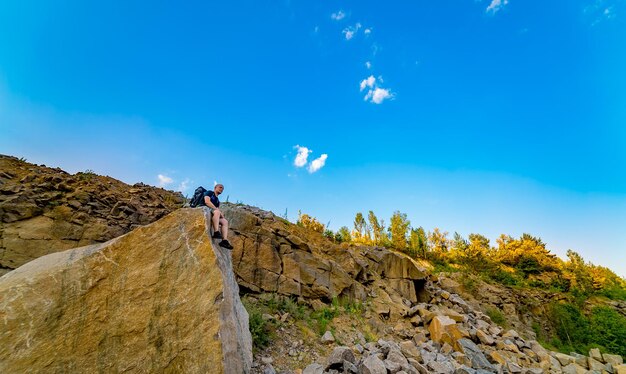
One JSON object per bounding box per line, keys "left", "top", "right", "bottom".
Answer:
{"left": 0, "top": 208, "right": 251, "bottom": 374}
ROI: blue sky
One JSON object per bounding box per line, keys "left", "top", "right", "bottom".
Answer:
{"left": 1, "top": 0, "right": 625, "bottom": 276}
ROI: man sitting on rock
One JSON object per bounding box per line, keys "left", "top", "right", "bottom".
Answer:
{"left": 203, "top": 183, "right": 233, "bottom": 249}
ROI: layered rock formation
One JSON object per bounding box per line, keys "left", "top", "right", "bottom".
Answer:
{"left": 0, "top": 155, "right": 185, "bottom": 275}
{"left": 0, "top": 208, "right": 251, "bottom": 373}
{"left": 222, "top": 204, "right": 430, "bottom": 310}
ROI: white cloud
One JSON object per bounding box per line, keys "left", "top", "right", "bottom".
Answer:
{"left": 360, "top": 75, "right": 376, "bottom": 91}
{"left": 158, "top": 174, "right": 173, "bottom": 187}
{"left": 364, "top": 28, "right": 372, "bottom": 35}
{"left": 360, "top": 75, "right": 393, "bottom": 104}
{"left": 293, "top": 145, "right": 311, "bottom": 167}
{"left": 364, "top": 88, "right": 393, "bottom": 104}
{"left": 342, "top": 23, "right": 362, "bottom": 40}
{"left": 486, "top": 0, "right": 508, "bottom": 14}
{"left": 371, "top": 43, "right": 380, "bottom": 56}
{"left": 307, "top": 154, "right": 328, "bottom": 173}
{"left": 331, "top": 10, "right": 345, "bottom": 21}
{"left": 365, "top": 61, "right": 372, "bottom": 69}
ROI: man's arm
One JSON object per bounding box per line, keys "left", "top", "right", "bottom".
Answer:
{"left": 204, "top": 195, "right": 219, "bottom": 209}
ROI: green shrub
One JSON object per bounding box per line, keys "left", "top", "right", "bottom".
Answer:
{"left": 598, "top": 286, "right": 626, "bottom": 301}
{"left": 311, "top": 306, "right": 339, "bottom": 335}
{"left": 549, "top": 303, "right": 590, "bottom": 350}
{"left": 485, "top": 307, "right": 506, "bottom": 327}
{"left": 589, "top": 306, "right": 626, "bottom": 357}
{"left": 242, "top": 298, "right": 274, "bottom": 349}
{"left": 459, "top": 273, "right": 479, "bottom": 294}
{"left": 484, "top": 268, "right": 521, "bottom": 286}
{"left": 546, "top": 302, "right": 626, "bottom": 356}
{"left": 331, "top": 296, "right": 365, "bottom": 315}
{"left": 431, "top": 258, "right": 458, "bottom": 273}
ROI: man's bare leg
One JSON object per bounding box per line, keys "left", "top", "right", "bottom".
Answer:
{"left": 212, "top": 209, "right": 221, "bottom": 233}
{"left": 220, "top": 217, "right": 229, "bottom": 240}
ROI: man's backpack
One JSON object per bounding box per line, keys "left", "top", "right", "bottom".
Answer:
{"left": 189, "top": 186, "right": 207, "bottom": 207}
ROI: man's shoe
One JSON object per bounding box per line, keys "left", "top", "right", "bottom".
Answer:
{"left": 212, "top": 231, "right": 222, "bottom": 239}
{"left": 219, "top": 240, "right": 234, "bottom": 249}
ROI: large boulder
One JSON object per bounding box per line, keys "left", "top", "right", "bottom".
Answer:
{"left": 0, "top": 208, "right": 251, "bottom": 374}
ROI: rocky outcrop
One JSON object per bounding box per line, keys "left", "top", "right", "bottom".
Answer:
{"left": 0, "top": 208, "right": 251, "bottom": 373}
{"left": 221, "top": 204, "right": 430, "bottom": 309}
{"left": 0, "top": 155, "right": 185, "bottom": 274}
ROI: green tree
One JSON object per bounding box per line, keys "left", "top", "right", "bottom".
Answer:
{"left": 495, "top": 233, "right": 560, "bottom": 276}
{"left": 468, "top": 233, "right": 490, "bottom": 259}
{"left": 352, "top": 212, "right": 368, "bottom": 243}
{"left": 352, "top": 212, "right": 371, "bottom": 244}
{"left": 389, "top": 211, "right": 410, "bottom": 250}
{"left": 451, "top": 232, "right": 469, "bottom": 260}
{"left": 408, "top": 228, "right": 422, "bottom": 257}
{"left": 565, "top": 250, "right": 593, "bottom": 295}
{"left": 335, "top": 226, "right": 352, "bottom": 243}
{"left": 368, "top": 211, "right": 384, "bottom": 246}
{"left": 428, "top": 228, "right": 450, "bottom": 253}
{"left": 408, "top": 227, "right": 428, "bottom": 258}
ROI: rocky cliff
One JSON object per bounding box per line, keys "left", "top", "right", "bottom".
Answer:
{"left": 0, "top": 207, "right": 251, "bottom": 373}
{"left": 0, "top": 155, "right": 185, "bottom": 275}
{"left": 222, "top": 204, "right": 430, "bottom": 310}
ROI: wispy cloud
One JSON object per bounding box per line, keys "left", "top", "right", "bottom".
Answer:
{"left": 342, "top": 23, "right": 362, "bottom": 40}
{"left": 293, "top": 145, "right": 311, "bottom": 167}
{"left": 486, "top": 0, "right": 509, "bottom": 14}
{"left": 308, "top": 154, "right": 328, "bottom": 173}
{"left": 364, "top": 28, "right": 372, "bottom": 35}
{"left": 331, "top": 10, "right": 346, "bottom": 21}
{"left": 365, "top": 61, "right": 372, "bottom": 69}
{"left": 584, "top": 0, "right": 617, "bottom": 25}
{"left": 177, "top": 178, "right": 190, "bottom": 192}
{"left": 359, "top": 75, "right": 394, "bottom": 104}
{"left": 158, "top": 174, "right": 173, "bottom": 187}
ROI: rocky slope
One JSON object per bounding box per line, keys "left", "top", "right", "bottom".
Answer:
{"left": 1, "top": 159, "right": 624, "bottom": 373}
{"left": 0, "top": 155, "right": 185, "bottom": 275}
{"left": 0, "top": 207, "right": 251, "bottom": 373}
{"left": 250, "top": 276, "right": 625, "bottom": 374}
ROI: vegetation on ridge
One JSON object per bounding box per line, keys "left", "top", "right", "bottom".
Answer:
{"left": 295, "top": 209, "right": 626, "bottom": 357}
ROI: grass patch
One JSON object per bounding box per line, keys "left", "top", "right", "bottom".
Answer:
{"left": 485, "top": 307, "right": 506, "bottom": 327}
{"left": 431, "top": 258, "right": 459, "bottom": 274}
{"left": 459, "top": 273, "right": 479, "bottom": 294}
{"left": 311, "top": 306, "right": 339, "bottom": 335}
{"left": 242, "top": 297, "right": 275, "bottom": 349}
